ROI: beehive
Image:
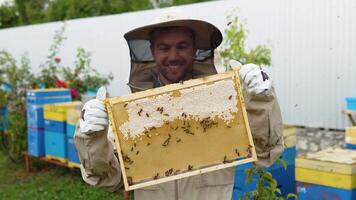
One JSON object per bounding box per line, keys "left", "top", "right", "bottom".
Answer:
{"left": 106, "top": 70, "right": 256, "bottom": 191}
{"left": 283, "top": 124, "right": 297, "bottom": 148}
{"left": 296, "top": 148, "right": 356, "bottom": 190}
{"left": 346, "top": 127, "right": 356, "bottom": 148}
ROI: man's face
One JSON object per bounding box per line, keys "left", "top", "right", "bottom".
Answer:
{"left": 150, "top": 28, "right": 197, "bottom": 83}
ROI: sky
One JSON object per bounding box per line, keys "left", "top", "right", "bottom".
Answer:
{"left": 0, "top": 0, "right": 12, "bottom": 6}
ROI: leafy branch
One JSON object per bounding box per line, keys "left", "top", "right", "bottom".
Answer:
{"left": 218, "top": 10, "right": 271, "bottom": 71}
{"left": 241, "top": 159, "right": 298, "bottom": 200}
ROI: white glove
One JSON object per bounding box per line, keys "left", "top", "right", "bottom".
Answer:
{"left": 80, "top": 86, "right": 109, "bottom": 134}
{"left": 238, "top": 62, "right": 273, "bottom": 96}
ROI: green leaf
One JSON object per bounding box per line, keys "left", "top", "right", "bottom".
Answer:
{"left": 286, "top": 193, "right": 298, "bottom": 199}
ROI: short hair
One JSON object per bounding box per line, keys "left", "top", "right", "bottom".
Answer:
{"left": 149, "top": 26, "right": 196, "bottom": 46}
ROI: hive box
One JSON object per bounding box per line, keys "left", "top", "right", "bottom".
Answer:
{"left": 346, "top": 97, "right": 356, "bottom": 110}
{"left": 296, "top": 148, "right": 356, "bottom": 200}
{"left": 106, "top": 70, "right": 256, "bottom": 191}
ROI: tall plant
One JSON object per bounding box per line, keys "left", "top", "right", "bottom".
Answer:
{"left": 37, "top": 25, "right": 66, "bottom": 88}
{"left": 38, "top": 24, "right": 113, "bottom": 100}
{"left": 0, "top": 50, "right": 35, "bottom": 162}
{"left": 241, "top": 160, "right": 297, "bottom": 200}
{"left": 218, "top": 12, "right": 271, "bottom": 71}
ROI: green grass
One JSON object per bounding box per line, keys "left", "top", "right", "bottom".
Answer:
{"left": 0, "top": 151, "right": 127, "bottom": 200}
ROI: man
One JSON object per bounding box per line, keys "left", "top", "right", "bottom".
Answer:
{"left": 75, "top": 13, "right": 283, "bottom": 200}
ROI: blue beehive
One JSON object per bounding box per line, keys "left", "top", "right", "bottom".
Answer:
{"left": 346, "top": 143, "right": 356, "bottom": 150}
{"left": 67, "top": 124, "right": 76, "bottom": 138}
{"left": 297, "top": 182, "right": 356, "bottom": 200}
{"left": 233, "top": 147, "right": 296, "bottom": 199}
{"left": 27, "top": 127, "right": 45, "bottom": 157}
{"left": 67, "top": 137, "right": 80, "bottom": 164}
{"left": 26, "top": 89, "right": 71, "bottom": 129}
{"left": 44, "top": 119, "right": 66, "bottom": 133}
{"left": 44, "top": 131, "right": 67, "bottom": 160}
{"left": 0, "top": 106, "right": 8, "bottom": 131}
{"left": 346, "top": 97, "right": 356, "bottom": 110}
{"left": 26, "top": 89, "right": 71, "bottom": 158}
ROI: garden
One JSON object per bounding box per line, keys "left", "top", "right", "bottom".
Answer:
{"left": 0, "top": 1, "right": 299, "bottom": 199}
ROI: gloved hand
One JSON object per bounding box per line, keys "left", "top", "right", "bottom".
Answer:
{"left": 230, "top": 60, "right": 272, "bottom": 96}
{"left": 80, "top": 86, "right": 109, "bottom": 134}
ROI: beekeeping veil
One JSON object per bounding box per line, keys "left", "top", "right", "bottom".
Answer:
{"left": 124, "top": 12, "right": 223, "bottom": 92}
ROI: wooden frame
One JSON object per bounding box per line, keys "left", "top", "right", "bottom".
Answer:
{"left": 106, "top": 70, "right": 257, "bottom": 191}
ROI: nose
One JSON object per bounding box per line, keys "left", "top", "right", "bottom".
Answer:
{"left": 167, "top": 49, "right": 179, "bottom": 62}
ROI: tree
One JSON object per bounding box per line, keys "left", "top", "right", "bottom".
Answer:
{"left": 218, "top": 12, "right": 271, "bottom": 71}
{"left": 0, "top": 2, "right": 19, "bottom": 28}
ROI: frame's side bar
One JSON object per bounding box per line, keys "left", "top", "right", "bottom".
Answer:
{"left": 233, "top": 70, "right": 258, "bottom": 162}
{"left": 105, "top": 100, "right": 130, "bottom": 191}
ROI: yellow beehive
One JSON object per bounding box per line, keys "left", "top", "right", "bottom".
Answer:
{"left": 283, "top": 124, "right": 297, "bottom": 147}
{"left": 44, "top": 101, "right": 82, "bottom": 121}
{"left": 66, "top": 108, "right": 82, "bottom": 125}
{"left": 346, "top": 127, "right": 356, "bottom": 145}
{"left": 296, "top": 148, "right": 356, "bottom": 190}
{"left": 106, "top": 70, "right": 257, "bottom": 191}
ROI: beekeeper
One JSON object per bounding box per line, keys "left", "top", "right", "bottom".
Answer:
{"left": 74, "top": 12, "right": 283, "bottom": 200}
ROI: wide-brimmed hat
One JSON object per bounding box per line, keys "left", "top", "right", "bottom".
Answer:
{"left": 124, "top": 12, "right": 223, "bottom": 50}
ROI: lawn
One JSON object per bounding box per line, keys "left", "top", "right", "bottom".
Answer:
{"left": 0, "top": 151, "right": 127, "bottom": 200}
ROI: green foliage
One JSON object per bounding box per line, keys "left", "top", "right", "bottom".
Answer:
{"left": 62, "top": 48, "right": 114, "bottom": 100}
{"left": 241, "top": 159, "right": 297, "bottom": 200}
{"left": 14, "top": 0, "right": 48, "bottom": 25}
{"left": 37, "top": 25, "right": 66, "bottom": 88}
{"left": 0, "top": 25, "right": 113, "bottom": 161}
{"left": 0, "top": 50, "right": 35, "bottom": 162}
{"left": 39, "top": 24, "right": 113, "bottom": 100}
{"left": 0, "top": 0, "right": 212, "bottom": 29}
{"left": 0, "top": 151, "right": 127, "bottom": 199}
{"left": 219, "top": 11, "right": 271, "bottom": 71}
{"left": 0, "top": 2, "right": 19, "bottom": 29}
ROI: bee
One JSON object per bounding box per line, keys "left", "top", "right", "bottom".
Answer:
{"left": 162, "top": 137, "right": 171, "bottom": 147}
{"left": 125, "top": 167, "right": 130, "bottom": 170}
{"left": 176, "top": 138, "right": 182, "bottom": 143}
{"left": 165, "top": 168, "right": 173, "bottom": 176}
{"left": 134, "top": 142, "right": 137, "bottom": 147}
{"left": 174, "top": 169, "right": 181, "bottom": 175}
{"left": 144, "top": 131, "right": 151, "bottom": 138}
{"left": 182, "top": 127, "right": 194, "bottom": 135}
{"left": 235, "top": 149, "right": 240, "bottom": 157}
{"left": 157, "top": 107, "right": 164, "bottom": 114}
{"left": 146, "top": 113, "right": 150, "bottom": 118}
{"left": 123, "top": 155, "right": 134, "bottom": 165}
{"left": 247, "top": 145, "right": 253, "bottom": 157}
{"left": 188, "top": 165, "right": 194, "bottom": 171}
{"left": 163, "top": 113, "right": 169, "bottom": 117}
{"left": 223, "top": 155, "right": 228, "bottom": 163}
{"left": 138, "top": 108, "right": 143, "bottom": 116}
{"left": 149, "top": 127, "right": 156, "bottom": 131}
{"left": 131, "top": 147, "right": 133, "bottom": 152}
{"left": 181, "top": 112, "right": 187, "bottom": 118}
{"left": 124, "top": 103, "right": 128, "bottom": 108}
{"left": 153, "top": 173, "right": 159, "bottom": 180}
{"left": 136, "top": 151, "right": 140, "bottom": 155}
{"left": 147, "top": 142, "right": 151, "bottom": 146}
{"left": 127, "top": 176, "right": 133, "bottom": 185}
{"left": 228, "top": 95, "right": 232, "bottom": 100}
{"left": 227, "top": 125, "right": 232, "bottom": 128}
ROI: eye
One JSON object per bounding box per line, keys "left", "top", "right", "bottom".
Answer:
{"left": 157, "top": 44, "right": 169, "bottom": 52}
{"left": 177, "top": 43, "right": 189, "bottom": 50}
